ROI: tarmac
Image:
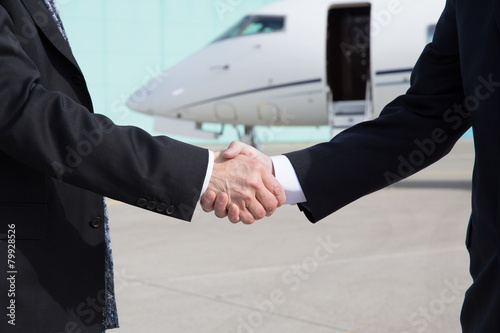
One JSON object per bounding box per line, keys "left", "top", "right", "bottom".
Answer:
{"left": 107, "top": 138, "right": 475, "bottom": 333}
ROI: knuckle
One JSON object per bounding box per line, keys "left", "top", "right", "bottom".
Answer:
{"left": 266, "top": 206, "right": 276, "bottom": 216}
{"left": 246, "top": 174, "right": 260, "bottom": 187}
{"left": 202, "top": 206, "right": 214, "bottom": 213}
{"left": 215, "top": 202, "right": 226, "bottom": 211}
{"left": 273, "top": 183, "right": 284, "bottom": 196}
{"left": 241, "top": 192, "right": 253, "bottom": 202}
{"left": 229, "top": 213, "right": 240, "bottom": 223}
{"left": 215, "top": 210, "right": 227, "bottom": 218}
{"left": 255, "top": 210, "right": 266, "bottom": 220}
{"left": 251, "top": 160, "right": 264, "bottom": 172}
{"left": 266, "top": 198, "right": 278, "bottom": 211}
{"left": 240, "top": 212, "right": 255, "bottom": 224}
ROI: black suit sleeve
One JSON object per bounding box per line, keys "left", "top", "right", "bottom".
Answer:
{"left": 285, "top": 0, "right": 471, "bottom": 222}
{"left": 0, "top": 6, "right": 207, "bottom": 221}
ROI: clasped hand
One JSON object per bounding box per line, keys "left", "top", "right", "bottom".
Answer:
{"left": 201, "top": 141, "right": 285, "bottom": 224}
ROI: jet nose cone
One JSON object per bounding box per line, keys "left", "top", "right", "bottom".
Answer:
{"left": 126, "top": 86, "right": 150, "bottom": 113}
{"left": 127, "top": 71, "right": 171, "bottom": 114}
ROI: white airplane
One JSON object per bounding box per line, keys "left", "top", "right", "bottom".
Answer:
{"left": 127, "top": 0, "right": 446, "bottom": 146}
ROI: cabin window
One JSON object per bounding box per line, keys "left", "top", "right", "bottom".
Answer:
{"left": 215, "top": 15, "right": 285, "bottom": 41}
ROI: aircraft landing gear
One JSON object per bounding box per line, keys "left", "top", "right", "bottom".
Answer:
{"left": 239, "top": 125, "right": 261, "bottom": 150}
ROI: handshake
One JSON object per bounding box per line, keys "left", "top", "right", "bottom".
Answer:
{"left": 202, "top": 141, "right": 287, "bottom": 224}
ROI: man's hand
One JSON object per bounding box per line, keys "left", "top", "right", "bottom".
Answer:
{"left": 201, "top": 141, "right": 285, "bottom": 224}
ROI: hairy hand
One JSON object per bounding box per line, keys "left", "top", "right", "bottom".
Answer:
{"left": 202, "top": 141, "right": 285, "bottom": 224}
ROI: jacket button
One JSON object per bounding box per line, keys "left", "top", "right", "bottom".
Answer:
{"left": 147, "top": 201, "right": 157, "bottom": 210}
{"left": 89, "top": 218, "right": 103, "bottom": 229}
{"left": 137, "top": 198, "right": 147, "bottom": 208}
{"left": 156, "top": 203, "right": 167, "bottom": 213}
{"left": 72, "top": 74, "right": 84, "bottom": 85}
{"left": 166, "top": 205, "right": 175, "bottom": 215}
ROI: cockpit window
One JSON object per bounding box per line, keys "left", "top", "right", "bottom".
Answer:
{"left": 215, "top": 15, "right": 285, "bottom": 42}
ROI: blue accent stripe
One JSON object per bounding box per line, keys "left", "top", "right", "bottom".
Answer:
{"left": 335, "top": 111, "right": 365, "bottom": 116}
{"left": 376, "top": 68, "right": 413, "bottom": 76}
{"left": 375, "top": 81, "right": 410, "bottom": 87}
{"left": 175, "top": 78, "right": 322, "bottom": 110}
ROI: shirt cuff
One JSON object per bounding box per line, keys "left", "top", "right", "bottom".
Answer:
{"left": 200, "top": 150, "right": 214, "bottom": 200}
{"left": 271, "top": 155, "right": 307, "bottom": 205}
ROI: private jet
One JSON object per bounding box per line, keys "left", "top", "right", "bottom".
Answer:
{"left": 127, "top": 0, "right": 446, "bottom": 146}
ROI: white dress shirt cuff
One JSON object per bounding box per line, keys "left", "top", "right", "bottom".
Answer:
{"left": 200, "top": 150, "right": 214, "bottom": 200}
{"left": 271, "top": 155, "right": 307, "bottom": 205}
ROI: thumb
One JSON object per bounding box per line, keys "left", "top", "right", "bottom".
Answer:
{"left": 222, "top": 141, "right": 244, "bottom": 159}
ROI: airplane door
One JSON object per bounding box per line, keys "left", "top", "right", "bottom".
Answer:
{"left": 327, "top": 5, "right": 372, "bottom": 136}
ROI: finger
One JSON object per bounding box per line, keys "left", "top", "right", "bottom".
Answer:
{"left": 222, "top": 141, "right": 243, "bottom": 159}
{"left": 200, "top": 190, "right": 217, "bottom": 212}
{"left": 223, "top": 141, "right": 259, "bottom": 159}
{"left": 239, "top": 208, "right": 256, "bottom": 225}
{"left": 227, "top": 204, "right": 240, "bottom": 224}
{"left": 214, "top": 193, "right": 229, "bottom": 218}
{"left": 245, "top": 196, "right": 268, "bottom": 221}
{"left": 253, "top": 175, "right": 281, "bottom": 216}
{"left": 262, "top": 172, "right": 286, "bottom": 207}
{"left": 255, "top": 190, "right": 278, "bottom": 217}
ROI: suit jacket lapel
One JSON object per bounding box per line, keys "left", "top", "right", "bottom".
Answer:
{"left": 19, "top": 0, "right": 81, "bottom": 70}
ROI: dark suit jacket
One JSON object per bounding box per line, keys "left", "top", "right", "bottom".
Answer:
{"left": 0, "top": 1, "right": 208, "bottom": 332}
{"left": 286, "top": 0, "right": 497, "bottom": 331}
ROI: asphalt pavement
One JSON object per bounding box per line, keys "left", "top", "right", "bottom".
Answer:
{"left": 107, "top": 138, "right": 474, "bottom": 333}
